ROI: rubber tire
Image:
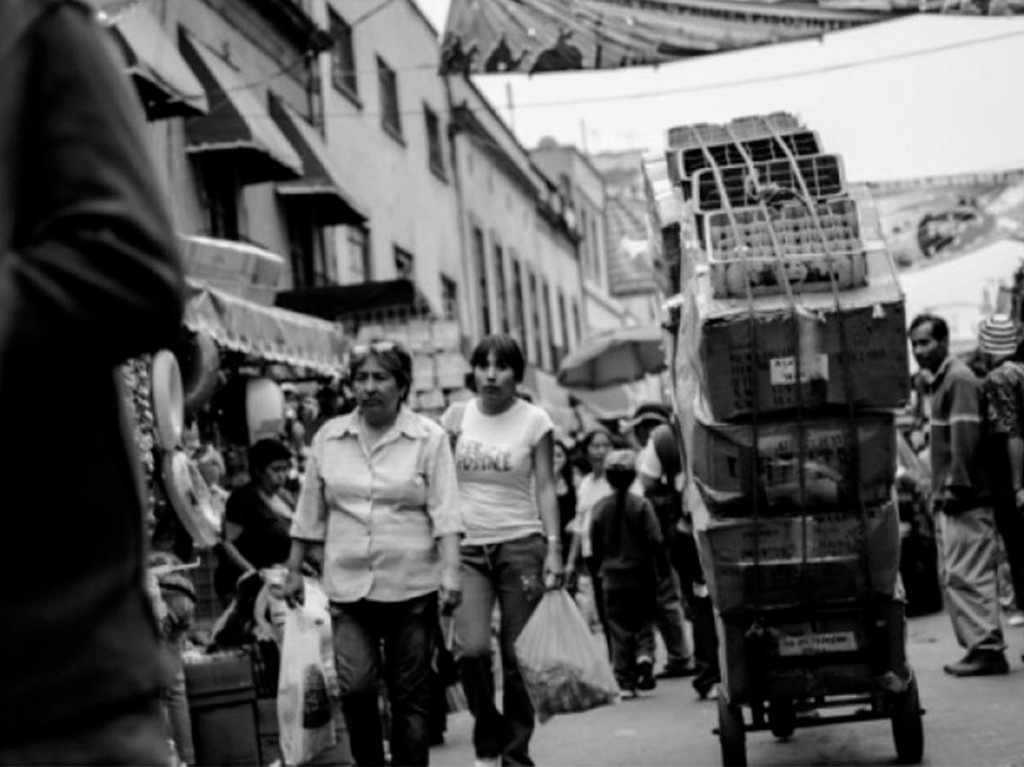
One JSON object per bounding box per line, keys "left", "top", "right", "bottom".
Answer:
{"left": 769, "top": 703, "right": 796, "bottom": 739}
{"left": 891, "top": 675, "right": 924, "bottom": 764}
{"left": 717, "top": 691, "right": 747, "bottom": 767}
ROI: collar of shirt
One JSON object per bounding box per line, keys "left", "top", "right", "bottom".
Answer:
{"left": 318, "top": 406, "right": 429, "bottom": 446}
{"left": 930, "top": 355, "right": 955, "bottom": 392}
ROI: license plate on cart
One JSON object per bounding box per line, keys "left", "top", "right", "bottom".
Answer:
{"left": 778, "top": 631, "right": 858, "bottom": 656}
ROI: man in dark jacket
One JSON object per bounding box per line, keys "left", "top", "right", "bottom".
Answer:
{"left": 0, "top": 1, "right": 185, "bottom": 762}
{"left": 910, "top": 314, "right": 1007, "bottom": 676}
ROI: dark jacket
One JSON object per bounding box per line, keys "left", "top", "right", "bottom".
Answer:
{"left": 929, "top": 355, "right": 992, "bottom": 508}
{"left": 0, "top": 0, "right": 184, "bottom": 742}
{"left": 590, "top": 490, "right": 666, "bottom": 593}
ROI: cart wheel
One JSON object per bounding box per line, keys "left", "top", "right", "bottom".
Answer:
{"left": 717, "top": 691, "right": 747, "bottom": 767}
{"left": 891, "top": 674, "right": 924, "bottom": 764}
{"left": 769, "top": 702, "right": 796, "bottom": 739}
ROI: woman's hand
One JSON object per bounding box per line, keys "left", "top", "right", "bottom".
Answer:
{"left": 283, "top": 568, "right": 305, "bottom": 608}
{"left": 440, "top": 567, "right": 462, "bottom": 615}
{"left": 543, "top": 546, "right": 564, "bottom": 590}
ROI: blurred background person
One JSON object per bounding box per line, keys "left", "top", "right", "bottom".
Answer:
{"left": 285, "top": 340, "right": 463, "bottom": 767}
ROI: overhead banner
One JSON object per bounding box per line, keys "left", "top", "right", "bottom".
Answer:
{"left": 440, "top": 0, "right": 1016, "bottom": 75}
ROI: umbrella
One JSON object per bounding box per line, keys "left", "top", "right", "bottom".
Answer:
{"left": 557, "top": 325, "right": 666, "bottom": 390}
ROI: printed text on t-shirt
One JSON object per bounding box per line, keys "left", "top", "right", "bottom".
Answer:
{"left": 457, "top": 439, "right": 512, "bottom": 472}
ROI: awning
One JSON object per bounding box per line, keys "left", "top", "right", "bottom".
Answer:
{"left": 179, "top": 234, "right": 287, "bottom": 306}
{"left": 179, "top": 31, "right": 303, "bottom": 185}
{"left": 276, "top": 279, "right": 435, "bottom": 321}
{"left": 111, "top": 7, "right": 208, "bottom": 119}
{"left": 268, "top": 94, "right": 368, "bottom": 227}
{"left": 185, "top": 282, "right": 349, "bottom": 376}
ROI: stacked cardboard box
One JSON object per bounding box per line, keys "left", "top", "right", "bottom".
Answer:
{"left": 652, "top": 113, "right": 910, "bottom": 702}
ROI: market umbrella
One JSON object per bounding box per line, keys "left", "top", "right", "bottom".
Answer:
{"left": 557, "top": 325, "right": 666, "bottom": 390}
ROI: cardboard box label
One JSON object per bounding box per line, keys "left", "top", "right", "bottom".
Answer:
{"left": 770, "top": 354, "right": 829, "bottom": 386}
{"left": 778, "top": 631, "right": 858, "bottom": 656}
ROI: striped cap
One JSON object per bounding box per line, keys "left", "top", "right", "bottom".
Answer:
{"left": 979, "top": 314, "right": 1019, "bottom": 357}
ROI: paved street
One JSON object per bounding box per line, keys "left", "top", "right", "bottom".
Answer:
{"left": 430, "top": 610, "right": 1024, "bottom": 767}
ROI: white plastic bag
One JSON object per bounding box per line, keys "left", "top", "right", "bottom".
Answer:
{"left": 278, "top": 579, "right": 339, "bottom": 765}
{"left": 514, "top": 590, "right": 619, "bottom": 723}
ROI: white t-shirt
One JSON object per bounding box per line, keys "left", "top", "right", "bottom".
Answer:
{"left": 443, "top": 398, "right": 554, "bottom": 546}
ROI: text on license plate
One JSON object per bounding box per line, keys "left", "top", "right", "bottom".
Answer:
{"left": 778, "top": 631, "right": 858, "bottom": 656}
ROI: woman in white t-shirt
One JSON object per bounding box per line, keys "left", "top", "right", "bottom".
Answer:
{"left": 442, "top": 334, "right": 563, "bottom": 767}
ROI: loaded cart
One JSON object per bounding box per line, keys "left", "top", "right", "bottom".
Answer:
{"left": 648, "top": 113, "right": 924, "bottom": 766}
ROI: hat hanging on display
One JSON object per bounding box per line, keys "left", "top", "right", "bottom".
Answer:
{"left": 979, "top": 314, "right": 1019, "bottom": 357}
{"left": 151, "top": 349, "right": 185, "bottom": 450}
{"left": 246, "top": 378, "right": 286, "bottom": 445}
{"left": 160, "top": 450, "right": 221, "bottom": 549}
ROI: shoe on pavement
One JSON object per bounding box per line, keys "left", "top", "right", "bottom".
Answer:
{"left": 473, "top": 758, "right": 501, "bottom": 767}
{"left": 658, "top": 660, "right": 697, "bottom": 679}
{"left": 943, "top": 651, "right": 1009, "bottom": 677}
{"left": 1008, "top": 612, "right": 1024, "bottom": 627}
{"left": 636, "top": 657, "right": 656, "bottom": 691}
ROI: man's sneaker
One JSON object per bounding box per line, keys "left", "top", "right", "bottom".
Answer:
{"left": 636, "top": 657, "right": 656, "bottom": 691}
{"left": 658, "top": 659, "right": 697, "bottom": 679}
{"left": 943, "top": 651, "right": 1009, "bottom": 677}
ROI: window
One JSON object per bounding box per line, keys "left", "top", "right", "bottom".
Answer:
{"left": 197, "top": 158, "right": 240, "bottom": 240}
{"left": 394, "top": 245, "right": 414, "bottom": 280}
{"left": 348, "top": 226, "right": 371, "bottom": 280}
{"left": 529, "top": 270, "right": 542, "bottom": 365}
{"left": 287, "top": 206, "right": 331, "bottom": 288}
{"left": 473, "top": 226, "right": 490, "bottom": 336}
{"left": 511, "top": 256, "right": 525, "bottom": 345}
{"left": 329, "top": 9, "right": 358, "bottom": 101}
{"left": 377, "top": 56, "right": 402, "bottom": 141}
{"left": 542, "top": 278, "right": 556, "bottom": 368}
{"left": 424, "top": 104, "right": 445, "bottom": 179}
{"left": 493, "top": 240, "right": 508, "bottom": 333}
{"left": 441, "top": 275, "right": 459, "bottom": 321}
{"left": 557, "top": 289, "right": 570, "bottom": 351}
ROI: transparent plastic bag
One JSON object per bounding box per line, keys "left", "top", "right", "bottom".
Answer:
{"left": 278, "top": 579, "right": 338, "bottom": 765}
{"left": 514, "top": 590, "right": 619, "bottom": 723}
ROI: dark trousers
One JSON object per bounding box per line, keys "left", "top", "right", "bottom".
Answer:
{"left": 331, "top": 593, "right": 437, "bottom": 767}
{"left": 585, "top": 556, "right": 611, "bottom": 653}
{"left": 455, "top": 535, "right": 546, "bottom": 767}
{"left": 604, "top": 586, "right": 656, "bottom": 690}
{"left": 994, "top": 493, "right": 1024, "bottom": 610}
{"left": 669, "top": 528, "right": 720, "bottom": 695}
{"left": 0, "top": 697, "right": 168, "bottom": 766}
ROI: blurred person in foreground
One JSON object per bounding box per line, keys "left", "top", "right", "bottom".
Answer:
{"left": 441, "top": 334, "right": 563, "bottom": 767}
{"left": 909, "top": 313, "right": 1007, "bottom": 676}
{"left": 284, "top": 340, "right": 463, "bottom": 767}
{"left": 0, "top": 1, "right": 185, "bottom": 763}
{"left": 978, "top": 314, "right": 1024, "bottom": 637}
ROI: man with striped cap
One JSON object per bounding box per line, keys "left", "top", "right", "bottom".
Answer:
{"left": 979, "top": 313, "right": 1024, "bottom": 647}
{"left": 909, "top": 313, "right": 1007, "bottom": 676}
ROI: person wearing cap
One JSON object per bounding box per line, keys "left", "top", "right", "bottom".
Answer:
{"left": 909, "top": 313, "right": 1007, "bottom": 676}
{"left": 979, "top": 313, "right": 1024, "bottom": 639}
{"left": 627, "top": 404, "right": 696, "bottom": 682}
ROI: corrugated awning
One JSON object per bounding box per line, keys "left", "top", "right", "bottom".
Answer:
{"left": 185, "top": 281, "right": 349, "bottom": 377}
{"left": 276, "top": 279, "right": 435, "bottom": 321}
{"left": 111, "top": 7, "right": 208, "bottom": 119}
{"left": 269, "top": 94, "right": 368, "bottom": 227}
{"left": 179, "top": 31, "right": 303, "bottom": 185}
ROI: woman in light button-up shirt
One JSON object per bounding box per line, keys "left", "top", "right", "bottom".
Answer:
{"left": 283, "top": 341, "right": 463, "bottom": 767}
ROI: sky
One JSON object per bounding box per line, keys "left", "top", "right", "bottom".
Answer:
{"left": 414, "top": 1, "right": 1024, "bottom": 181}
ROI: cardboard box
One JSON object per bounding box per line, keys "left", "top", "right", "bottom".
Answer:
{"left": 697, "top": 501, "right": 900, "bottom": 615}
{"left": 698, "top": 274, "right": 909, "bottom": 420}
{"left": 692, "top": 411, "right": 896, "bottom": 516}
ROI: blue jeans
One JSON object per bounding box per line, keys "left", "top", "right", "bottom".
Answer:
{"left": 0, "top": 697, "right": 168, "bottom": 766}
{"left": 331, "top": 592, "right": 437, "bottom": 767}
{"left": 455, "top": 534, "right": 546, "bottom": 767}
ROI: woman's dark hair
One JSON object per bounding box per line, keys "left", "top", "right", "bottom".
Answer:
{"left": 553, "top": 438, "right": 575, "bottom": 487}
{"left": 469, "top": 334, "right": 526, "bottom": 383}
{"left": 579, "top": 426, "right": 615, "bottom": 454}
{"left": 348, "top": 340, "right": 414, "bottom": 403}
{"left": 248, "top": 438, "right": 292, "bottom": 476}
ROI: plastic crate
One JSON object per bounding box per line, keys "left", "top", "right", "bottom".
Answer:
{"left": 692, "top": 154, "right": 846, "bottom": 213}
{"left": 667, "top": 112, "right": 803, "bottom": 149}
{"left": 709, "top": 252, "right": 868, "bottom": 298}
{"left": 704, "top": 198, "right": 863, "bottom": 261}
{"left": 667, "top": 131, "right": 821, "bottom": 186}
{"left": 184, "top": 650, "right": 254, "bottom": 697}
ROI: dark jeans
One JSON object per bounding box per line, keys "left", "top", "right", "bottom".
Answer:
{"left": 993, "top": 493, "right": 1024, "bottom": 609}
{"left": 455, "top": 534, "right": 546, "bottom": 767}
{"left": 331, "top": 592, "right": 437, "bottom": 767}
{"left": 669, "top": 528, "right": 720, "bottom": 695}
{"left": 0, "top": 697, "right": 168, "bottom": 766}
{"left": 604, "top": 586, "right": 657, "bottom": 690}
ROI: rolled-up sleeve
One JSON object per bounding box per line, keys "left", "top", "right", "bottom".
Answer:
{"left": 425, "top": 430, "right": 463, "bottom": 538}
{"left": 291, "top": 443, "right": 328, "bottom": 542}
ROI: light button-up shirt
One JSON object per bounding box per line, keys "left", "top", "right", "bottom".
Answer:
{"left": 292, "top": 407, "right": 463, "bottom": 603}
